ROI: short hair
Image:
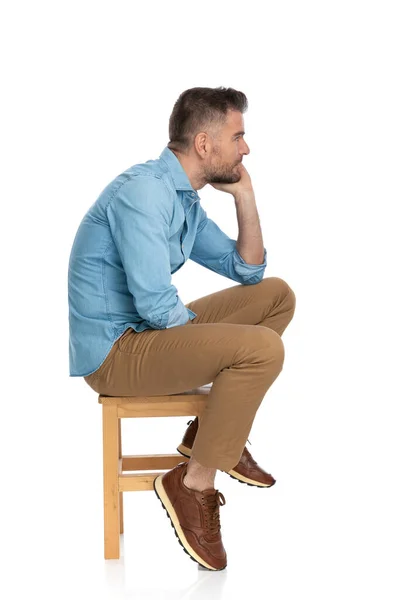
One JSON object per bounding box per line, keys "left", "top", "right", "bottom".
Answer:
{"left": 167, "top": 86, "right": 248, "bottom": 154}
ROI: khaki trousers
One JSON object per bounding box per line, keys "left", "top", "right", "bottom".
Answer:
{"left": 84, "top": 277, "right": 296, "bottom": 471}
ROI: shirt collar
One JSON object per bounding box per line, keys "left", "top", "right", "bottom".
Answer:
{"left": 159, "top": 147, "right": 198, "bottom": 194}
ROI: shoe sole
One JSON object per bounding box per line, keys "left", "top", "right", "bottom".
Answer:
{"left": 153, "top": 472, "right": 227, "bottom": 571}
{"left": 177, "top": 444, "right": 275, "bottom": 489}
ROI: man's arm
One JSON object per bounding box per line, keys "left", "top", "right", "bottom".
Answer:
{"left": 189, "top": 202, "right": 267, "bottom": 284}
{"left": 234, "top": 190, "right": 265, "bottom": 265}
{"left": 107, "top": 175, "right": 193, "bottom": 329}
{"left": 191, "top": 161, "right": 267, "bottom": 283}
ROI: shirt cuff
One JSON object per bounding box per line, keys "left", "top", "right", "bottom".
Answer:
{"left": 233, "top": 247, "right": 267, "bottom": 281}
{"left": 165, "top": 298, "right": 197, "bottom": 328}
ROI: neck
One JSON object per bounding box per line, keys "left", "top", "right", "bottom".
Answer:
{"left": 169, "top": 148, "right": 207, "bottom": 191}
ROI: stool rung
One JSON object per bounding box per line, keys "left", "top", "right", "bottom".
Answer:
{"left": 121, "top": 453, "right": 188, "bottom": 472}
{"left": 119, "top": 468, "right": 188, "bottom": 492}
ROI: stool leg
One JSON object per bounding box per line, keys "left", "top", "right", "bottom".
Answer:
{"left": 118, "top": 418, "right": 124, "bottom": 535}
{"left": 102, "top": 404, "right": 120, "bottom": 559}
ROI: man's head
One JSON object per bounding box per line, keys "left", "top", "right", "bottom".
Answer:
{"left": 167, "top": 87, "right": 250, "bottom": 187}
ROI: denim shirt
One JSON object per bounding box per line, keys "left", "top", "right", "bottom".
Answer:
{"left": 68, "top": 147, "right": 267, "bottom": 377}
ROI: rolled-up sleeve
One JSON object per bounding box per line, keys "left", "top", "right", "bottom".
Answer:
{"left": 107, "top": 175, "right": 192, "bottom": 329}
{"left": 189, "top": 205, "right": 267, "bottom": 284}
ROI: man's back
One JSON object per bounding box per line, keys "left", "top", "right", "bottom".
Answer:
{"left": 68, "top": 147, "right": 202, "bottom": 377}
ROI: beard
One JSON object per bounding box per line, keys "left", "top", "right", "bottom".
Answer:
{"left": 205, "top": 160, "right": 241, "bottom": 184}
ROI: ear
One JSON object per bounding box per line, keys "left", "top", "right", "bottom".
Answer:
{"left": 194, "top": 132, "right": 208, "bottom": 158}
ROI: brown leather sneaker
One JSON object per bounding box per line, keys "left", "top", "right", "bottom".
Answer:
{"left": 177, "top": 418, "right": 276, "bottom": 488}
{"left": 153, "top": 461, "right": 227, "bottom": 571}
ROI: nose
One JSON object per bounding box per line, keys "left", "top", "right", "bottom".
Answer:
{"left": 241, "top": 140, "right": 250, "bottom": 156}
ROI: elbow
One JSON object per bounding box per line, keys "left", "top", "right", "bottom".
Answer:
{"left": 241, "top": 271, "right": 265, "bottom": 285}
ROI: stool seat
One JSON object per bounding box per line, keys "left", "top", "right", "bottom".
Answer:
{"left": 99, "top": 383, "right": 212, "bottom": 405}
{"left": 99, "top": 382, "right": 213, "bottom": 559}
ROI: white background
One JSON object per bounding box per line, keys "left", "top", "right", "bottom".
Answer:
{"left": 1, "top": 1, "right": 399, "bottom": 598}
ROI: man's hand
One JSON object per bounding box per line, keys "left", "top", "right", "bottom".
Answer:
{"left": 209, "top": 163, "right": 254, "bottom": 197}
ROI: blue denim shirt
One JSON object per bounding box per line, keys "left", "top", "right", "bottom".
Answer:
{"left": 68, "top": 147, "right": 267, "bottom": 377}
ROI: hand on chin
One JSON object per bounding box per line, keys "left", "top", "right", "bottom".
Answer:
{"left": 209, "top": 163, "right": 253, "bottom": 196}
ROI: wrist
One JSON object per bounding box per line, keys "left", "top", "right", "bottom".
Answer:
{"left": 234, "top": 190, "right": 255, "bottom": 203}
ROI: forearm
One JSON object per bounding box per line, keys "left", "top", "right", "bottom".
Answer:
{"left": 234, "top": 191, "right": 265, "bottom": 264}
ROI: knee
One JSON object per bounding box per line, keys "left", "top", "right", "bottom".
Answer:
{"left": 252, "top": 327, "right": 285, "bottom": 366}
{"left": 260, "top": 276, "right": 296, "bottom": 313}
{"left": 271, "top": 276, "right": 295, "bottom": 305}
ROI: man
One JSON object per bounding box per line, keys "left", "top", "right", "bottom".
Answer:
{"left": 68, "top": 86, "right": 296, "bottom": 571}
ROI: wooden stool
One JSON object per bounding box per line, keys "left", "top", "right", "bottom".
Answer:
{"left": 99, "top": 383, "right": 212, "bottom": 559}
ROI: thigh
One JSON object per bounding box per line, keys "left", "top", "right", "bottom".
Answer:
{"left": 185, "top": 276, "right": 293, "bottom": 327}
{"left": 90, "top": 320, "right": 282, "bottom": 397}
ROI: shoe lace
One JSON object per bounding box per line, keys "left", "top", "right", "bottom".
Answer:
{"left": 201, "top": 491, "right": 226, "bottom": 538}
{"left": 186, "top": 420, "right": 252, "bottom": 446}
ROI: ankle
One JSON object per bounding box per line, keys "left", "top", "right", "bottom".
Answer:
{"left": 185, "top": 458, "right": 216, "bottom": 487}
{"left": 183, "top": 474, "right": 215, "bottom": 492}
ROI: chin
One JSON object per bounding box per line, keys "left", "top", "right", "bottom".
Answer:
{"left": 208, "top": 168, "right": 240, "bottom": 185}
